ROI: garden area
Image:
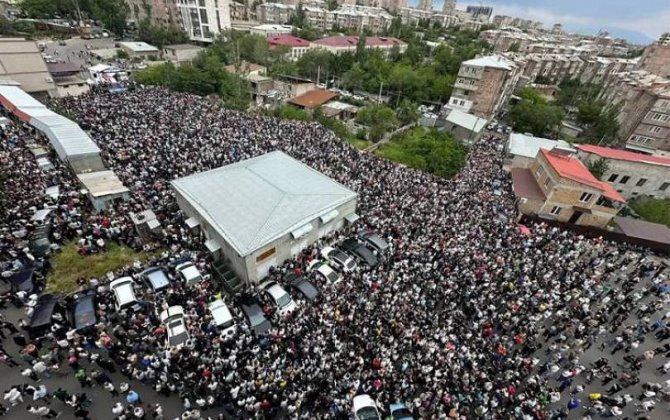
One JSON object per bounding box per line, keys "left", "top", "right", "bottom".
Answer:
{"left": 47, "top": 241, "right": 158, "bottom": 293}
{"left": 629, "top": 198, "right": 670, "bottom": 227}
{"left": 375, "top": 127, "right": 468, "bottom": 179}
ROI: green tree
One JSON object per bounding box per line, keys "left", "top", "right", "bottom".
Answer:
{"left": 116, "top": 48, "right": 129, "bottom": 59}
{"left": 587, "top": 158, "right": 609, "bottom": 179}
{"left": 356, "top": 105, "right": 399, "bottom": 141}
{"left": 341, "top": 62, "right": 366, "bottom": 92}
{"left": 296, "top": 49, "right": 332, "bottom": 81}
{"left": 290, "top": 3, "right": 305, "bottom": 27}
{"left": 138, "top": 19, "right": 188, "bottom": 48}
{"left": 396, "top": 100, "right": 419, "bottom": 125}
{"left": 508, "top": 88, "right": 565, "bottom": 137}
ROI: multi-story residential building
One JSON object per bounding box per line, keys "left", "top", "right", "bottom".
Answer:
{"left": 600, "top": 71, "right": 670, "bottom": 155}
{"left": 479, "top": 28, "right": 537, "bottom": 52}
{"left": 326, "top": 5, "right": 394, "bottom": 33}
{"left": 311, "top": 36, "right": 407, "bottom": 57}
{"left": 250, "top": 24, "right": 294, "bottom": 37}
{"left": 493, "top": 15, "right": 542, "bottom": 30}
{"left": 466, "top": 5, "right": 492, "bottom": 20}
{"left": 125, "top": 0, "right": 180, "bottom": 26}
{"left": 511, "top": 148, "right": 625, "bottom": 228}
{"left": 637, "top": 33, "right": 670, "bottom": 78}
{"left": 268, "top": 35, "right": 311, "bottom": 61}
{"left": 398, "top": 7, "right": 434, "bottom": 26}
{"left": 575, "top": 144, "right": 670, "bottom": 200}
{"left": 229, "top": 1, "right": 249, "bottom": 21}
{"left": 418, "top": 0, "right": 432, "bottom": 11}
{"left": 177, "top": 0, "right": 232, "bottom": 42}
{"left": 256, "top": 2, "right": 295, "bottom": 25}
{"left": 448, "top": 55, "right": 519, "bottom": 119}
{"left": 442, "top": 0, "right": 456, "bottom": 14}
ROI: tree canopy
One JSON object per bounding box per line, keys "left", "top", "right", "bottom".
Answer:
{"left": 19, "top": 0, "right": 128, "bottom": 35}
{"left": 508, "top": 88, "right": 565, "bottom": 137}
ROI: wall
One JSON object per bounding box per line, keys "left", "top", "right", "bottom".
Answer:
{"left": 638, "top": 44, "right": 670, "bottom": 78}
{"left": 55, "top": 82, "right": 90, "bottom": 98}
{"left": 472, "top": 67, "right": 507, "bottom": 118}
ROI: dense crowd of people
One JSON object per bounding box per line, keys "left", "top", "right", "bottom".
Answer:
{"left": 0, "top": 86, "right": 668, "bottom": 419}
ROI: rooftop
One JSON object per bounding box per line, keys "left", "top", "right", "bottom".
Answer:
{"left": 77, "top": 171, "right": 129, "bottom": 198}
{"left": 463, "top": 55, "right": 516, "bottom": 70}
{"left": 119, "top": 41, "right": 158, "bottom": 53}
{"left": 444, "top": 108, "right": 487, "bottom": 133}
{"left": 268, "top": 35, "right": 310, "bottom": 48}
{"left": 47, "top": 62, "right": 82, "bottom": 74}
{"left": 577, "top": 144, "right": 670, "bottom": 167}
{"left": 313, "top": 36, "right": 406, "bottom": 48}
{"left": 224, "top": 61, "right": 266, "bottom": 75}
{"left": 171, "top": 151, "right": 357, "bottom": 257}
{"left": 288, "top": 89, "right": 338, "bottom": 109}
{"left": 507, "top": 133, "right": 575, "bottom": 159}
{"left": 164, "top": 44, "right": 202, "bottom": 51}
{"left": 614, "top": 216, "right": 670, "bottom": 246}
{"left": 540, "top": 149, "right": 626, "bottom": 203}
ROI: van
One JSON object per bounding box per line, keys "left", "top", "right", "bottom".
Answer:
{"left": 110, "top": 277, "right": 139, "bottom": 311}
{"left": 208, "top": 299, "right": 236, "bottom": 339}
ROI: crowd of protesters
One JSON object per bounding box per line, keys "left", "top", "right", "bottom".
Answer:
{"left": 0, "top": 86, "right": 668, "bottom": 419}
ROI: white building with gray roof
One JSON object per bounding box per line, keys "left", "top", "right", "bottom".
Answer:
{"left": 171, "top": 151, "right": 358, "bottom": 284}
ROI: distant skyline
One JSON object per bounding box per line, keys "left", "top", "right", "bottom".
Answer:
{"left": 408, "top": 0, "right": 669, "bottom": 44}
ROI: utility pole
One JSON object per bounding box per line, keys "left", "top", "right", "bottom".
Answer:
{"left": 316, "top": 65, "right": 320, "bottom": 87}
{"left": 378, "top": 81, "right": 383, "bottom": 104}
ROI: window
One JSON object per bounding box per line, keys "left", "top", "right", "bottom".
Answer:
{"left": 256, "top": 247, "right": 276, "bottom": 263}
{"left": 550, "top": 206, "right": 561, "bottom": 215}
{"left": 535, "top": 166, "right": 544, "bottom": 177}
{"left": 543, "top": 178, "right": 552, "bottom": 189}
{"left": 619, "top": 176, "right": 630, "bottom": 184}
{"left": 636, "top": 178, "right": 647, "bottom": 187}
{"left": 579, "top": 192, "right": 593, "bottom": 202}
{"left": 648, "top": 126, "right": 662, "bottom": 133}
{"left": 607, "top": 174, "right": 618, "bottom": 182}
{"left": 660, "top": 182, "right": 670, "bottom": 191}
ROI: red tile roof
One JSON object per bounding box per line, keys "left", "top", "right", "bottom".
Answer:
{"left": 577, "top": 144, "right": 670, "bottom": 167}
{"left": 540, "top": 149, "right": 626, "bottom": 203}
{"left": 287, "top": 89, "right": 338, "bottom": 109}
{"left": 267, "top": 35, "right": 310, "bottom": 48}
{"left": 313, "top": 36, "right": 406, "bottom": 48}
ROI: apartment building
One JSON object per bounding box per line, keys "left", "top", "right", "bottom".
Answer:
{"left": 576, "top": 144, "right": 670, "bottom": 200}
{"left": 398, "top": 7, "right": 435, "bottom": 26}
{"left": 177, "top": 0, "right": 232, "bottom": 42}
{"left": 311, "top": 36, "right": 407, "bottom": 56}
{"left": 448, "top": 55, "right": 519, "bottom": 119}
{"left": 600, "top": 71, "right": 670, "bottom": 155}
{"left": 256, "top": 3, "right": 295, "bottom": 24}
{"left": 125, "top": 0, "right": 180, "bottom": 26}
{"left": 637, "top": 33, "right": 670, "bottom": 78}
{"left": 326, "top": 5, "right": 394, "bottom": 33}
{"left": 229, "top": 1, "right": 250, "bottom": 21}
{"left": 442, "top": 0, "right": 456, "bottom": 14}
{"left": 479, "top": 28, "right": 538, "bottom": 52}
{"left": 417, "top": 0, "right": 432, "bottom": 11}
{"left": 511, "top": 148, "right": 625, "bottom": 228}
{"left": 267, "top": 35, "right": 311, "bottom": 61}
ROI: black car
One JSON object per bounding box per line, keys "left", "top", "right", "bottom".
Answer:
{"left": 69, "top": 290, "right": 97, "bottom": 331}
{"left": 340, "top": 238, "right": 379, "bottom": 267}
{"left": 29, "top": 294, "right": 63, "bottom": 338}
{"left": 29, "top": 225, "right": 51, "bottom": 258}
{"left": 8, "top": 269, "right": 35, "bottom": 294}
{"left": 239, "top": 296, "right": 272, "bottom": 335}
{"left": 285, "top": 272, "right": 319, "bottom": 301}
{"left": 359, "top": 231, "right": 390, "bottom": 255}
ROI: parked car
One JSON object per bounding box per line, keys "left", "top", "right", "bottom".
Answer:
{"left": 29, "top": 225, "right": 51, "bottom": 258}
{"left": 208, "top": 299, "right": 236, "bottom": 339}
{"left": 141, "top": 267, "right": 170, "bottom": 292}
{"left": 285, "top": 272, "right": 319, "bottom": 301}
{"left": 110, "top": 277, "right": 140, "bottom": 312}
{"left": 320, "top": 246, "right": 357, "bottom": 272}
{"left": 239, "top": 297, "right": 272, "bottom": 335}
{"left": 307, "top": 260, "right": 342, "bottom": 284}
{"left": 160, "top": 305, "right": 189, "bottom": 348}
{"left": 359, "top": 231, "right": 390, "bottom": 255}
{"left": 175, "top": 261, "right": 203, "bottom": 284}
{"left": 339, "top": 238, "right": 378, "bottom": 267}
{"left": 29, "top": 294, "right": 63, "bottom": 338}
{"left": 352, "top": 394, "right": 381, "bottom": 420}
{"left": 259, "top": 281, "right": 297, "bottom": 315}
{"left": 389, "top": 403, "right": 415, "bottom": 420}
{"left": 8, "top": 269, "right": 35, "bottom": 294}
{"left": 69, "top": 289, "right": 97, "bottom": 331}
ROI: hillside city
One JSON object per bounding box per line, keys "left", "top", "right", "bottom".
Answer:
{"left": 0, "top": 0, "right": 669, "bottom": 419}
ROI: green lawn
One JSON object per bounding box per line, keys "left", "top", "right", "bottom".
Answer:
{"left": 629, "top": 198, "right": 670, "bottom": 227}
{"left": 47, "top": 241, "right": 158, "bottom": 293}
{"left": 345, "top": 135, "right": 372, "bottom": 150}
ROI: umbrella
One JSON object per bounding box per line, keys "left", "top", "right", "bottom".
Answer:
{"left": 518, "top": 224, "right": 531, "bottom": 236}
{"left": 567, "top": 398, "right": 580, "bottom": 410}
{"left": 126, "top": 390, "right": 139, "bottom": 404}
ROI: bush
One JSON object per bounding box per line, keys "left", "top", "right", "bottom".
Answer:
{"left": 274, "top": 105, "right": 311, "bottom": 121}
{"left": 116, "top": 49, "right": 129, "bottom": 59}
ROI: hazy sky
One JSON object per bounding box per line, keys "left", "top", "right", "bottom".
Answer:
{"left": 411, "top": 0, "right": 669, "bottom": 43}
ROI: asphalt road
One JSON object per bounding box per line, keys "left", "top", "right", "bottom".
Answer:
{"left": 40, "top": 37, "right": 117, "bottom": 68}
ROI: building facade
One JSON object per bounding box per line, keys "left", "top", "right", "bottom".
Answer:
{"left": 576, "top": 144, "right": 670, "bottom": 200}
{"left": 125, "top": 0, "right": 180, "bottom": 25}
{"left": 637, "top": 33, "right": 670, "bottom": 78}
{"left": 511, "top": 149, "right": 625, "bottom": 228}
{"left": 177, "top": 0, "right": 232, "bottom": 42}
{"left": 267, "top": 35, "right": 311, "bottom": 61}
{"left": 448, "top": 55, "right": 519, "bottom": 119}
{"left": 162, "top": 44, "right": 204, "bottom": 65}
{"left": 311, "top": 36, "right": 406, "bottom": 57}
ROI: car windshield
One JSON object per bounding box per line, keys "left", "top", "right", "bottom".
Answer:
{"left": 248, "top": 311, "right": 266, "bottom": 326}
{"left": 221, "top": 319, "right": 234, "bottom": 329}
{"left": 326, "top": 272, "right": 339, "bottom": 283}
{"left": 276, "top": 293, "right": 291, "bottom": 308}
{"left": 357, "top": 407, "right": 379, "bottom": 420}
{"left": 393, "top": 408, "right": 413, "bottom": 419}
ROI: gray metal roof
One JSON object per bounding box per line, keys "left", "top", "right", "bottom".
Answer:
{"left": 35, "top": 116, "right": 101, "bottom": 159}
{"left": 445, "top": 108, "right": 487, "bottom": 133}
{"left": 507, "top": 133, "right": 576, "bottom": 159}
{"left": 172, "top": 151, "right": 357, "bottom": 257}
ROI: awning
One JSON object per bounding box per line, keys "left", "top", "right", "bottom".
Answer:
{"left": 45, "top": 185, "right": 60, "bottom": 199}
{"left": 185, "top": 217, "right": 200, "bottom": 229}
{"left": 319, "top": 209, "right": 339, "bottom": 224}
{"left": 31, "top": 208, "right": 53, "bottom": 222}
{"left": 205, "top": 239, "right": 222, "bottom": 253}
{"left": 147, "top": 219, "right": 161, "bottom": 230}
{"left": 345, "top": 213, "right": 360, "bottom": 224}
{"left": 291, "top": 223, "right": 313, "bottom": 239}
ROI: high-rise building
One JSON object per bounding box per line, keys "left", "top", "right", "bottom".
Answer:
{"left": 442, "top": 0, "right": 456, "bottom": 14}
{"left": 176, "top": 0, "right": 232, "bottom": 43}
{"left": 418, "top": 0, "right": 432, "bottom": 11}
{"left": 125, "top": 0, "right": 180, "bottom": 26}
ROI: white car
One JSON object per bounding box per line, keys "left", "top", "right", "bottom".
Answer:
{"left": 110, "top": 277, "right": 139, "bottom": 312}
{"left": 259, "top": 281, "right": 297, "bottom": 316}
{"left": 160, "top": 305, "right": 190, "bottom": 348}
{"left": 320, "top": 246, "right": 357, "bottom": 272}
{"left": 208, "top": 299, "right": 236, "bottom": 339}
{"left": 308, "top": 260, "right": 342, "bottom": 284}
{"left": 353, "top": 395, "right": 381, "bottom": 420}
{"left": 176, "top": 262, "right": 203, "bottom": 284}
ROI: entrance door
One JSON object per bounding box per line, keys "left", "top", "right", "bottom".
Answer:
{"left": 568, "top": 210, "right": 583, "bottom": 224}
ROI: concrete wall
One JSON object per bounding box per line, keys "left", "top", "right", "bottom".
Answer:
{"left": 471, "top": 67, "right": 507, "bottom": 118}
{"left": 638, "top": 44, "right": 670, "bottom": 78}
{"left": 55, "top": 83, "right": 90, "bottom": 98}
{"left": 577, "top": 151, "right": 670, "bottom": 199}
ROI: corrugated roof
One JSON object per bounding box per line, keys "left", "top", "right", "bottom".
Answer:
{"left": 119, "top": 41, "right": 158, "bottom": 52}
{"left": 171, "top": 151, "right": 357, "bottom": 257}
{"left": 540, "top": 149, "right": 626, "bottom": 203}
{"left": 77, "top": 171, "right": 129, "bottom": 197}
{"left": 445, "top": 108, "right": 487, "bottom": 133}
{"left": 577, "top": 144, "right": 670, "bottom": 167}
{"left": 0, "top": 85, "right": 44, "bottom": 110}
{"left": 288, "top": 89, "right": 338, "bottom": 109}
{"left": 313, "top": 36, "right": 405, "bottom": 48}
{"left": 32, "top": 115, "right": 101, "bottom": 159}
{"left": 507, "top": 133, "right": 575, "bottom": 158}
